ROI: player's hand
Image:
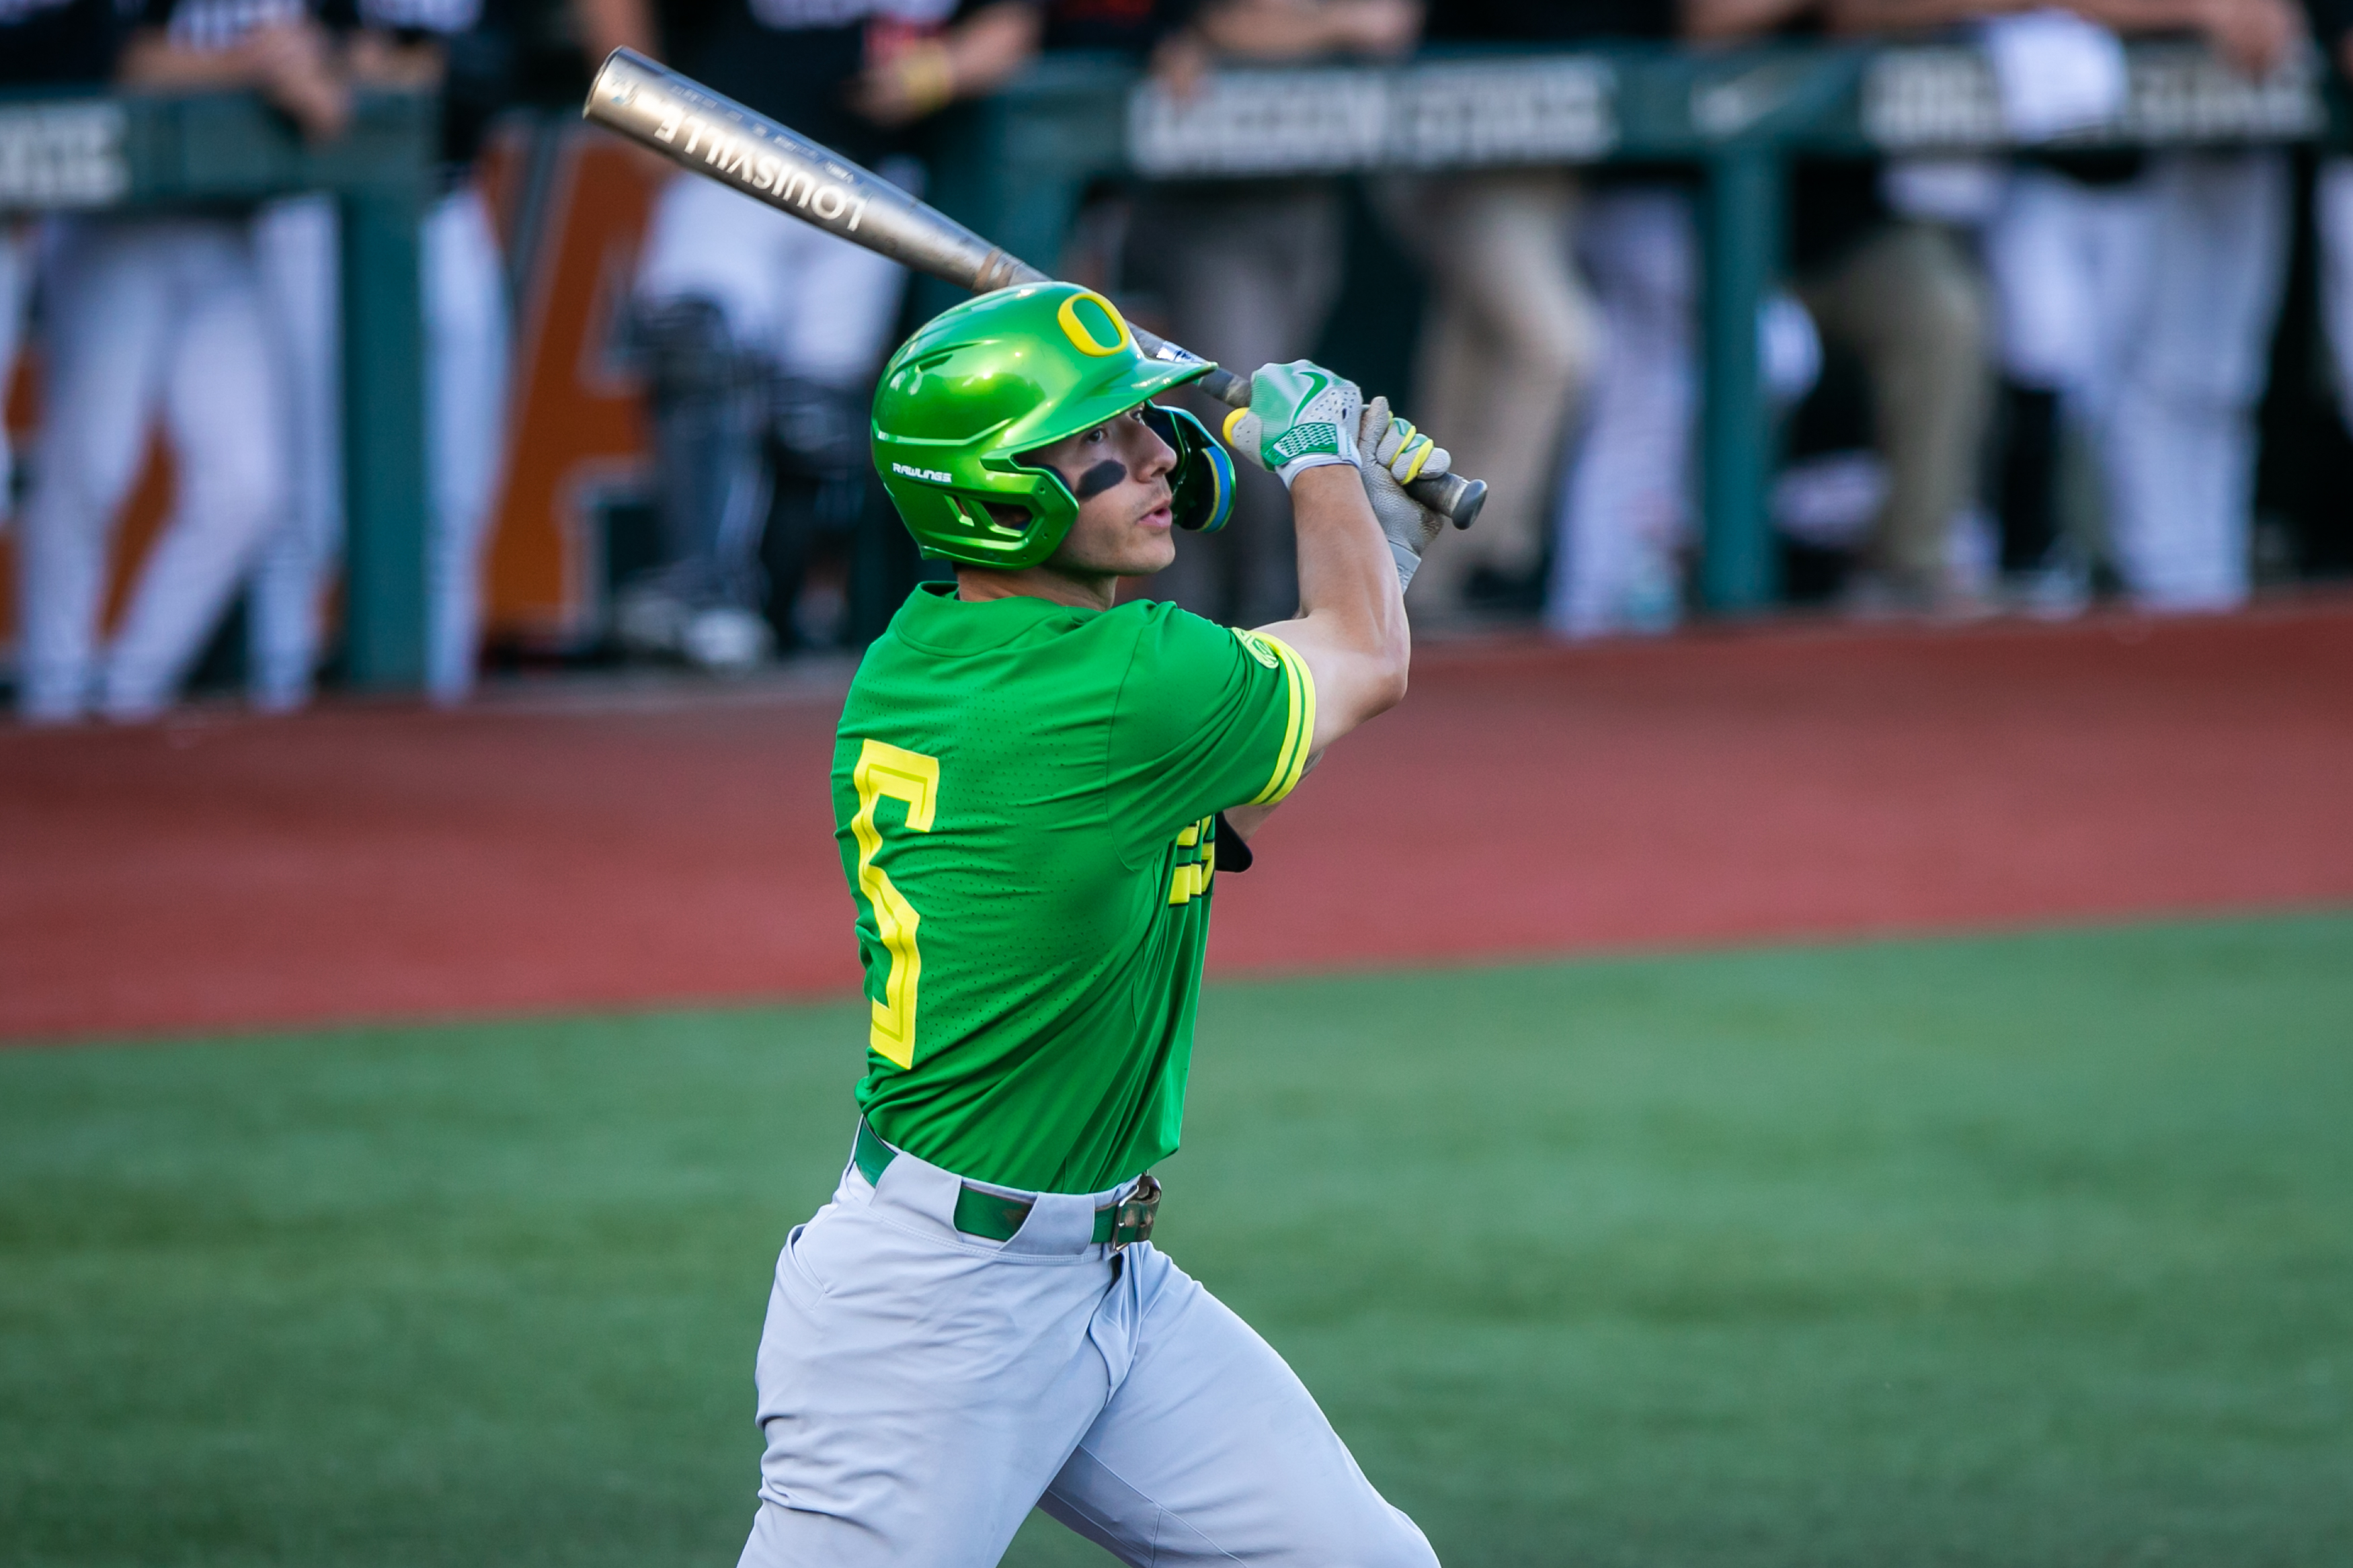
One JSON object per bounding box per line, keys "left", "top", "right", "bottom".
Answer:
{"left": 1355, "top": 395, "right": 1449, "bottom": 589}
{"left": 247, "top": 19, "right": 351, "bottom": 142}
{"left": 2198, "top": 0, "right": 2301, "bottom": 78}
{"left": 1332, "top": 0, "right": 1423, "bottom": 59}
{"left": 1222, "top": 360, "right": 1362, "bottom": 489}
{"left": 850, "top": 40, "right": 955, "bottom": 126}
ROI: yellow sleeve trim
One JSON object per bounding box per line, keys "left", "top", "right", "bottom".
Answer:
{"left": 1245, "top": 631, "right": 1316, "bottom": 806}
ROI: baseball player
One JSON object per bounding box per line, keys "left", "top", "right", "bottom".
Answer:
{"left": 12, "top": 0, "right": 346, "bottom": 723}
{"left": 1546, "top": 185, "right": 1700, "bottom": 640}
{"left": 740, "top": 282, "right": 1449, "bottom": 1565}
{"left": 1, "top": 0, "right": 126, "bottom": 531}
{"left": 2315, "top": 1, "right": 2353, "bottom": 438}
{"left": 243, "top": 0, "right": 523, "bottom": 708}
{"left": 1983, "top": 0, "right": 2301, "bottom": 611}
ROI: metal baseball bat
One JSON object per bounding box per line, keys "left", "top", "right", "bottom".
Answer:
{"left": 582, "top": 48, "right": 1486, "bottom": 530}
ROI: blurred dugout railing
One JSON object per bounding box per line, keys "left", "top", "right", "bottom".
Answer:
{"left": 0, "top": 86, "right": 436, "bottom": 688}
{"left": 930, "top": 40, "right": 2333, "bottom": 614}
{"left": 0, "top": 44, "right": 2336, "bottom": 693}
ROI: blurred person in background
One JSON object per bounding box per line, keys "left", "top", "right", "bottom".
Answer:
{"left": 245, "top": 0, "right": 537, "bottom": 710}
{"left": 1986, "top": 0, "right": 2301, "bottom": 614}
{"left": 2313, "top": 0, "right": 2353, "bottom": 452}
{"left": 601, "top": 0, "right": 1041, "bottom": 672}
{"left": 1, "top": 0, "right": 126, "bottom": 536}
{"left": 1384, "top": 0, "right": 1668, "bottom": 627}
{"left": 1117, "top": 0, "right": 1422, "bottom": 628}
{"left": 1689, "top": 0, "right": 1998, "bottom": 619}
{"left": 11, "top": 0, "right": 348, "bottom": 723}
{"left": 1542, "top": 177, "right": 1699, "bottom": 643}
{"left": 1546, "top": 193, "right": 1826, "bottom": 639}
{"left": 1546, "top": 1, "right": 1828, "bottom": 640}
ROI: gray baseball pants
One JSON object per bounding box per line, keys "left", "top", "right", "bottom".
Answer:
{"left": 737, "top": 1131, "right": 1437, "bottom": 1567}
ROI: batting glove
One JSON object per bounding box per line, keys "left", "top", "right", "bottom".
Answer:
{"left": 1357, "top": 396, "right": 1451, "bottom": 591}
{"left": 1222, "top": 360, "right": 1362, "bottom": 489}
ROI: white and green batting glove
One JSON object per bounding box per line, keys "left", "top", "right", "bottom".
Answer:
{"left": 1357, "top": 396, "right": 1452, "bottom": 591}
{"left": 1222, "top": 360, "right": 1362, "bottom": 489}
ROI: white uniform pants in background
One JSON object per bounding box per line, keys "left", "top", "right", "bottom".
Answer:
{"left": 2102, "top": 151, "right": 2288, "bottom": 612}
{"left": 248, "top": 183, "right": 512, "bottom": 706}
{"left": 1987, "top": 153, "right": 2288, "bottom": 611}
{"left": 1548, "top": 188, "right": 1697, "bottom": 641}
{"left": 249, "top": 193, "right": 343, "bottom": 710}
{"left": 13, "top": 216, "right": 288, "bottom": 723}
{"left": 637, "top": 173, "right": 906, "bottom": 387}
{"left": 1985, "top": 165, "right": 2151, "bottom": 412}
{"left": 740, "top": 1133, "right": 1437, "bottom": 1568}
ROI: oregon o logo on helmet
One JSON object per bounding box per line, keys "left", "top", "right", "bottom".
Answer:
{"left": 1056, "top": 291, "right": 1133, "bottom": 358}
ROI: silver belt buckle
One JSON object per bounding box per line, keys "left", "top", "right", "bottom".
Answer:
{"left": 1109, "top": 1172, "right": 1160, "bottom": 1252}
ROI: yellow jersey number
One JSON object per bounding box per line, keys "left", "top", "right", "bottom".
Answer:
{"left": 850, "top": 739, "right": 939, "bottom": 1069}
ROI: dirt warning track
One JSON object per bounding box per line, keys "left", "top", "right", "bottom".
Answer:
{"left": 5, "top": 602, "right": 2350, "bottom": 1042}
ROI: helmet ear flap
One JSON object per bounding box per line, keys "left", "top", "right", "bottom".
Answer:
{"left": 1141, "top": 404, "right": 1236, "bottom": 534}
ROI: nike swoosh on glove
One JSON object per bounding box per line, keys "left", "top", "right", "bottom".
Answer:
{"left": 1357, "top": 395, "right": 1451, "bottom": 590}
{"left": 1221, "top": 360, "right": 1362, "bottom": 489}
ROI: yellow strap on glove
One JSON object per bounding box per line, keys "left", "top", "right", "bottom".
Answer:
{"left": 1357, "top": 396, "right": 1451, "bottom": 590}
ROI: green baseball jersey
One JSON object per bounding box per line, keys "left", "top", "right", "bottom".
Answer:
{"left": 831, "top": 582, "right": 1314, "bottom": 1194}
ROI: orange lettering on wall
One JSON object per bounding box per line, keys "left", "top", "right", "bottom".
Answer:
{"left": 484, "top": 131, "right": 661, "bottom": 645}
{"left": 1, "top": 350, "right": 28, "bottom": 645}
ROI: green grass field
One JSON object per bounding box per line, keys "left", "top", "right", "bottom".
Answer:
{"left": 4, "top": 914, "right": 2350, "bottom": 1567}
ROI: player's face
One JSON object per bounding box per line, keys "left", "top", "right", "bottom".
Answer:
{"left": 1034, "top": 409, "right": 1180, "bottom": 580}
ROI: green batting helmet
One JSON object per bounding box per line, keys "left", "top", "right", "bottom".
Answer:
{"left": 871, "top": 283, "right": 1235, "bottom": 569}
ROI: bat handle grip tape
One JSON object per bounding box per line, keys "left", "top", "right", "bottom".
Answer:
{"left": 1195, "top": 366, "right": 1487, "bottom": 532}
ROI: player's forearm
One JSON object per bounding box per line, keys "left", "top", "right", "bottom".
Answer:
{"left": 2071, "top": 0, "right": 2301, "bottom": 70}
{"left": 2060, "top": 0, "right": 2202, "bottom": 28}
{"left": 1680, "top": 0, "right": 1821, "bottom": 42}
{"left": 1824, "top": 0, "right": 2037, "bottom": 34}
{"left": 118, "top": 30, "right": 278, "bottom": 89}
{"left": 348, "top": 30, "right": 446, "bottom": 89}
{"left": 1195, "top": 0, "right": 1417, "bottom": 59}
{"left": 944, "top": 1, "right": 1044, "bottom": 96}
{"left": 573, "top": 0, "right": 660, "bottom": 64}
{"left": 854, "top": 1, "right": 1040, "bottom": 126}
{"left": 120, "top": 22, "right": 351, "bottom": 140}
{"left": 1259, "top": 465, "right": 1408, "bottom": 751}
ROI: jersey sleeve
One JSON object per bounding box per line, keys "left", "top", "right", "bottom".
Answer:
{"left": 1105, "top": 606, "right": 1315, "bottom": 868}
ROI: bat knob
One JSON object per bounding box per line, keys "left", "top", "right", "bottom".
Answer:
{"left": 1404, "top": 470, "right": 1485, "bottom": 530}
{"left": 1446, "top": 477, "right": 1486, "bottom": 531}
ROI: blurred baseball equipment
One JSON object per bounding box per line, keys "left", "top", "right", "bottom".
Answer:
{"left": 1356, "top": 396, "right": 1453, "bottom": 591}
{"left": 582, "top": 47, "right": 1484, "bottom": 530}
{"left": 870, "top": 283, "right": 1230, "bottom": 569}
{"left": 617, "top": 293, "right": 772, "bottom": 661}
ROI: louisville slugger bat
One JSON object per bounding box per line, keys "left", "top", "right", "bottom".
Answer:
{"left": 582, "top": 48, "right": 1486, "bottom": 530}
